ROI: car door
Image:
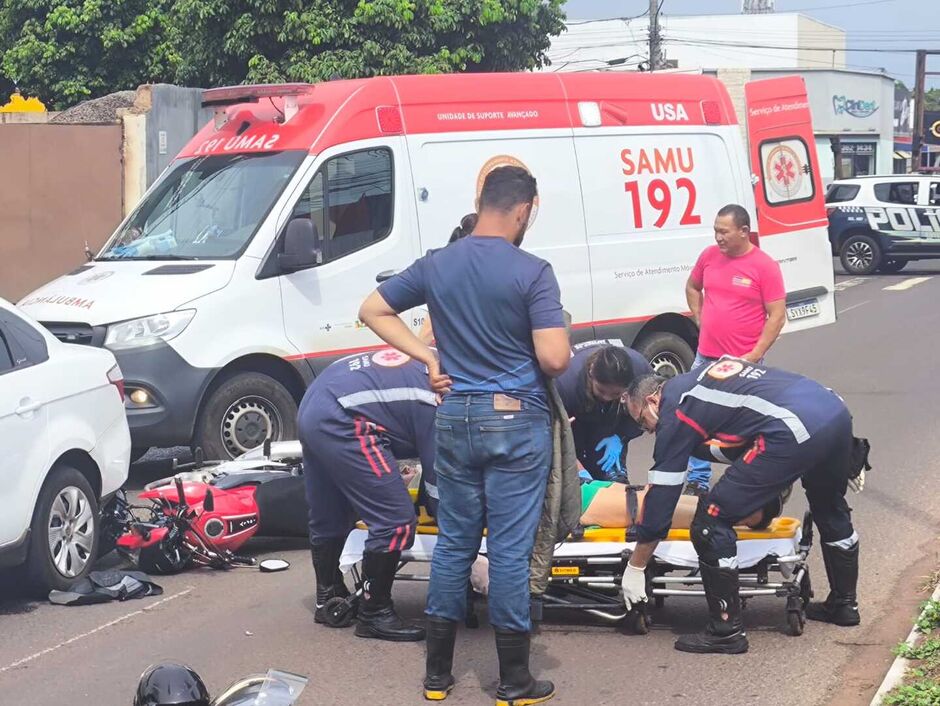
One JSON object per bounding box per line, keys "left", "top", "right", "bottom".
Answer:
{"left": 923, "top": 180, "right": 940, "bottom": 243}
{"left": 0, "top": 310, "right": 51, "bottom": 547}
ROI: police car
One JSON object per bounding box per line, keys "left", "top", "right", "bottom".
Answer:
{"left": 827, "top": 175, "right": 940, "bottom": 275}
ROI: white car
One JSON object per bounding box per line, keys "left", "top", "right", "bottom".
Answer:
{"left": 0, "top": 298, "right": 130, "bottom": 592}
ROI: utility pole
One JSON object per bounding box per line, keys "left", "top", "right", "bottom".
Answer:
{"left": 911, "top": 50, "right": 940, "bottom": 174}
{"left": 649, "top": 0, "right": 663, "bottom": 71}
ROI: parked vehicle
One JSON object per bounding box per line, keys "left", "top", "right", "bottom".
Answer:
{"left": 826, "top": 174, "right": 940, "bottom": 275}
{"left": 0, "top": 298, "right": 130, "bottom": 592}
{"left": 19, "top": 73, "right": 834, "bottom": 458}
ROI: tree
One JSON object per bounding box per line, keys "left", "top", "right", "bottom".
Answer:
{"left": 0, "top": 0, "right": 180, "bottom": 110}
{"left": 926, "top": 88, "right": 940, "bottom": 112}
{"left": 173, "top": 0, "right": 567, "bottom": 88}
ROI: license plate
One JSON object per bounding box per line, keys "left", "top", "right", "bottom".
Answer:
{"left": 551, "top": 566, "right": 580, "bottom": 577}
{"left": 786, "top": 298, "right": 820, "bottom": 321}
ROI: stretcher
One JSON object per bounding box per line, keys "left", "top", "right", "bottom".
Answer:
{"left": 334, "top": 510, "right": 816, "bottom": 637}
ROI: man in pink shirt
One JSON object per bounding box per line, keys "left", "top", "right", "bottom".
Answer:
{"left": 684, "top": 204, "right": 787, "bottom": 494}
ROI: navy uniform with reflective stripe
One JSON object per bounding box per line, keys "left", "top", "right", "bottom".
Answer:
{"left": 554, "top": 341, "right": 651, "bottom": 479}
{"left": 298, "top": 349, "right": 438, "bottom": 553}
{"left": 637, "top": 357, "right": 857, "bottom": 563}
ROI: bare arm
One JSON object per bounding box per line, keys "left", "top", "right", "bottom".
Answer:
{"left": 358, "top": 290, "right": 452, "bottom": 393}
{"left": 629, "top": 540, "right": 659, "bottom": 569}
{"left": 532, "top": 327, "right": 571, "bottom": 378}
{"left": 744, "top": 298, "right": 786, "bottom": 363}
{"left": 685, "top": 275, "right": 704, "bottom": 326}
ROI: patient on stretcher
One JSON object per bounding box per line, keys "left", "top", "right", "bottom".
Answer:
{"left": 578, "top": 480, "right": 786, "bottom": 531}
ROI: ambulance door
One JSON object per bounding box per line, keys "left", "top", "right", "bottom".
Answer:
{"left": 744, "top": 76, "right": 835, "bottom": 331}
{"left": 404, "top": 133, "right": 593, "bottom": 339}
{"left": 275, "top": 137, "right": 424, "bottom": 365}
{"left": 574, "top": 127, "right": 743, "bottom": 341}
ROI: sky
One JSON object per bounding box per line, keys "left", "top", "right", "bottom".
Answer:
{"left": 561, "top": 0, "right": 940, "bottom": 88}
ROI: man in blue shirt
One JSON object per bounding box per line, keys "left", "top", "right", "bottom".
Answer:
{"left": 621, "top": 359, "right": 863, "bottom": 655}
{"left": 359, "top": 166, "right": 570, "bottom": 705}
{"left": 299, "top": 351, "right": 439, "bottom": 642}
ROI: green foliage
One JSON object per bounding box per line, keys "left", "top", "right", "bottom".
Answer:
{"left": 0, "top": 0, "right": 180, "bottom": 109}
{"left": 883, "top": 679, "right": 940, "bottom": 706}
{"left": 172, "top": 0, "right": 567, "bottom": 88}
{"left": 895, "top": 638, "right": 940, "bottom": 661}
{"left": 917, "top": 600, "right": 940, "bottom": 634}
{"left": 925, "top": 88, "right": 940, "bottom": 113}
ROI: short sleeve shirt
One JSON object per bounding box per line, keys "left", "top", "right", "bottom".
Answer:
{"left": 378, "top": 235, "right": 565, "bottom": 407}
{"left": 690, "top": 245, "right": 786, "bottom": 358}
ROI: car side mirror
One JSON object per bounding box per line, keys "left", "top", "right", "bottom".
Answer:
{"left": 278, "top": 218, "right": 322, "bottom": 273}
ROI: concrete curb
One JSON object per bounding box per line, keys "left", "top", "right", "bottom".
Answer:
{"left": 870, "top": 581, "right": 940, "bottom": 705}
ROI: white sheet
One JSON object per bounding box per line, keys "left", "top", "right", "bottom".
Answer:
{"left": 339, "top": 528, "right": 799, "bottom": 572}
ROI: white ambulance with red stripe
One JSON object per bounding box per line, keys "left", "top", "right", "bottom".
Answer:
{"left": 19, "top": 72, "right": 834, "bottom": 459}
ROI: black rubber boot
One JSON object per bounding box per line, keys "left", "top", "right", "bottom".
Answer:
{"left": 674, "top": 563, "right": 749, "bottom": 654}
{"left": 423, "top": 617, "right": 458, "bottom": 700}
{"left": 494, "top": 629, "right": 555, "bottom": 706}
{"left": 310, "top": 540, "right": 350, "bottom": 625}
{"left": 806, "top": 541, "right": 860, "bottom": 626}
{"left": 355, "top": 551, "right": 426, "bottom": 642}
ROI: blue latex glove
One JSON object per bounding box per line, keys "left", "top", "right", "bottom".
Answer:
{"left": 595, "top": 435, "right": 624, "bottom": 475}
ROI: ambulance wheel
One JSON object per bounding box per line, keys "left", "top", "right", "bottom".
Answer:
{"left": 840, "top": 234, "right": 881, "bottom": 275}
{"left": 322, "top": 596, "right": 356, "bottom": 628}
{"left": 195, "top": 372, "right": 298, "bottom": 460}
{"left": 878, "top": 259, "right": 908, "bottom": 274}
{"left": 636, "top": 332, "right": 695, "bottom": 378}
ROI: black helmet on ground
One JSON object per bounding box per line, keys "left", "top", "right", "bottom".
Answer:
{"left": 134, "top": 662, "right": 210, "bottom": 706}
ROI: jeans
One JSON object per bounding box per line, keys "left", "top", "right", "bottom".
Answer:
{"left": 686, "top": 353, "right": 718, "bottom": 488}
{"left": 426, "top": 393, "right": 552, "bottom": 633}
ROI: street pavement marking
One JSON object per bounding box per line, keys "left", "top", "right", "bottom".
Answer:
{"left": 883, "top": 277, "right": 932, "bottom": 291}
{"left": 837, "top": 301, "right": 869, "bottom": 315}
{"left": 834, "top": 277, "right": 868, "bottom": 292}
{"left": 0, "top": 587, "right": 194, "bottom": 676}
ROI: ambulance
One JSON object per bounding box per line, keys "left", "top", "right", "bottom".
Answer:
{"left": 19, "top": 72, "right": 835, "bottom": 459}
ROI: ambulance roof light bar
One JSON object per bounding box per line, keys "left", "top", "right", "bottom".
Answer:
{"left": 201, "top": 83, "right": 314, "bottom": 108}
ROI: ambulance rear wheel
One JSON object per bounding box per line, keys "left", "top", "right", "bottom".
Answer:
{"left": 636, "top": 332, "right": 695, "bottom": 378}
{"left": 195, "top": 372, "right": 298, "bottom": 460}
{"left": 840, "top": 234, "right": 881, "bottom": 275}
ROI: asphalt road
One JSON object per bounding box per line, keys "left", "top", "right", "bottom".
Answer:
{"left": 2, "top": 261, "right": 940, "bottom": 706}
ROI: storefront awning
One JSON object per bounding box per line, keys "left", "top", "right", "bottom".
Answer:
{"left": 894, "top": 150, "right": 911, "bottom": 159}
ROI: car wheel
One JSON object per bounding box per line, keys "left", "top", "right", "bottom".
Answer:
{"left": 194, "top": 372, "right": 299, "bottom": 460}
{"left": 878, "top": 259, "right": 908, "bottom": 274}
{"left": 26, "top": 465, "right": 99, "bottom": 594}
{"left": 634, "top": 331, "right": 695, "bottom": 378}
{"left": 840, "top": 234, "right": 882, "bottom": 275}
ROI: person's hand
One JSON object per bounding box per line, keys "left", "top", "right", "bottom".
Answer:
{"left": 427, "top": 356, "right": 452, "bottom": 397}
{"left": 848, "top": 468, "right": 865, "bottom": 493}
{"left": 595, "top": 435, "right": 624, "bottom": 474}
{"left": 621, "top": 562, "right": 647, "bottom": 610}
{"left": 741, "top": 351, "right": 762, "bottom": 364}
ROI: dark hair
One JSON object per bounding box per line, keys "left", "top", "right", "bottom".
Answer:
{"left": 717, "top": 203, "right": 750, "bottom": 229}
{"left": 449, "top": 213, "right": 477, "bottom": 243}
{"left": 626, "top": 373, "right": 667, "bottom": 405}
{"left": 587, "top": 346, "right": 636, "bottom": 388}
{"left": 479, "top": 166, "right": 537, "bottom": 213}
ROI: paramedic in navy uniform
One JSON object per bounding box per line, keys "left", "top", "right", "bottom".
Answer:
{"left": 299, "top": 351, "right": 439, "bottom": 642}
{"left": 359, "top": 165, "right": 570, "bottom": 704}
{"left": 621, "top": 358, "right": 862, "bottom": 654}
{"left": 554, "top": 341, "right": 652, "bottom": 481}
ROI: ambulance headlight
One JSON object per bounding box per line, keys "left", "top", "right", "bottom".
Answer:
{"left": 105, "top": 310, "right": 196, "bottom": 350}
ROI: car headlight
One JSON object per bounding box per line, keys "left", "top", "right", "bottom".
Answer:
{"left": 105, "top": 310, "right": 196, "bottom": 350}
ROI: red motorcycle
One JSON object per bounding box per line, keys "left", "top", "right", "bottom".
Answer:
{"left": 109, "top": 444, "right": 308, "bottom": 574}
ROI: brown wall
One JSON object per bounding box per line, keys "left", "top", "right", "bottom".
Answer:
{"left": 0, "top": 124, "right": 123, "bottom": 302}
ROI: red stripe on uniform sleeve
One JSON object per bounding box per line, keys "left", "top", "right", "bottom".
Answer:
{"left": 675, "top": 409, "right": 708, "bottom": 439}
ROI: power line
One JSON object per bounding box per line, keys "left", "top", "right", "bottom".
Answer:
{"left": 664, "top": 37, "right": 938, "bottom": 54}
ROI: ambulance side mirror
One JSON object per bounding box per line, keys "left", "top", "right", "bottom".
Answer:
{"left": 278, "top": 218, "right": 322, "bottom": 273}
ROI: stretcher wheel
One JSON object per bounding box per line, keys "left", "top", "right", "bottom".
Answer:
{"left": 632, "top": 610, "right": 650, "bottom": 635}
{"left": 787, "top": 609, "right": 805, "bottom": 636}
{"left": 322, "top": 596, "right": 356, "bottom": 628}
{"left": 800, "top": 570, "right": 813, "bottom": 607}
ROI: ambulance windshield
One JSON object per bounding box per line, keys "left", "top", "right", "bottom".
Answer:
{"left": 98, "top": 150, "right": 305, "bottom": 260}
